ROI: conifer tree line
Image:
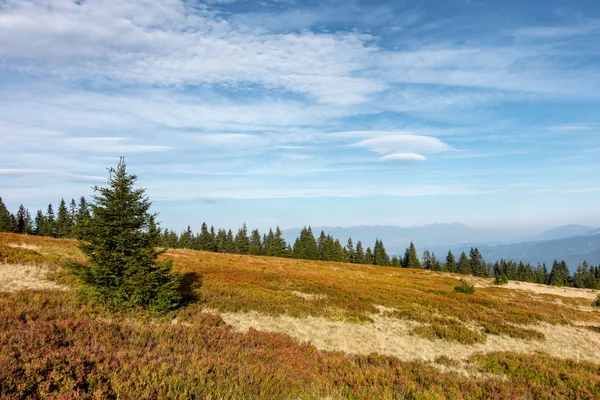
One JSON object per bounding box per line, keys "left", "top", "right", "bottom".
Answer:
{"left": 0, "top": 196, "right": 90, "bottom": 239}
{"left": 2, "top": 195, "right": 598, "bottom": 289}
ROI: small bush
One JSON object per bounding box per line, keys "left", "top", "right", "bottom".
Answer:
{"left": 493, "top": 274, "right": 509, "bottom": 285}
{"left": 593, "top": 294, "right": 600, "bottom": 308}
{"left": 454, "top": 279, "right": 475, "bottom": 294}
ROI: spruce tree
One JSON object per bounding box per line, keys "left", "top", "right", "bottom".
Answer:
{"left": 468, "top": 247, "right": 486, "bottom": 277}
{"left": 391, "top": 255, "right": 401, "bottom": 267}
{"left": 16, "top": 205, "right": 32, "bottom": 234}
{"left": 431, "top": 252, "right": 442, "bottom": 271}
{"left": 0, "top": 197, "right": 13, "bottom": 232}
{"left": 422, "top": 249, "right": 432, "bottom": 270}
{"left": 46, "top": 203, "right": 56, "bottom": 237}
{"left": 249, "top": 228, "right": 263, "bottom": 255}
{"left": 68, "top": 158, "right": 182, "bottom": 313}
{"left": 345, "top": 238, "right": 355, "bottom": 263}
{"left": 34, "top": 209, "right": 46, "bottom": 235}
{"left": 274, "top": 226, "right": 287, "bottom": 257}
{"left": 355, "top": 241, "right": 365, "bottom": 264}
{"left": 457, "top": 251, "right": 470, "bottom": 275}
{"left": 74, "top": 197, "right": 91, "bottom": 239}
{"left": 235, "top": 223, "right": 250, "bottom": 254}
{"left": 293, "top": 226, "right": 318, "bottom": 260}
{"left": 56, "top": 199, "right": 72, "bottom": 238}
{"left": 373, "top": 239, "right": 390, "bottom": 266}
{"left": 364, "top": 247, "right": 374, "bottom": 264}
{"left": 549, "top": 260, "right": 570, "bottom": 287}
{"left": 402, "top": 242, "right": 421, "bottom": 269}
{"left": 444, "top": 250, "right": 456, "bottom": 272}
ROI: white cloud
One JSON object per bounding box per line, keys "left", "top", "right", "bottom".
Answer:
{"left": 380, "top": 153, "right": 426, "bottom": 163}
{"left": 0, "top": 0, "right": 383, "bottom": 105}
{"left": 351, "top": 133, "right": 451, "bottom": 155}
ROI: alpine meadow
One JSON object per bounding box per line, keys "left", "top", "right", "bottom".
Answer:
{"left": 1, "top": 0, "right": 600, "bottom": 399}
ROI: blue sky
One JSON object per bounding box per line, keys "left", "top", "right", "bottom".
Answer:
{"left": 1, "top": 0, "right": 599, "bottom": 234}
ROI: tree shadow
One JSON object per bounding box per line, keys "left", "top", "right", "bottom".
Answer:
{"left": 180, "top": 272, "right": 203, "bottom": 305}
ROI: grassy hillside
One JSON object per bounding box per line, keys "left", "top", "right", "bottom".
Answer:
{"left": 2, "top": 232, "right": 600, "bottom": 399}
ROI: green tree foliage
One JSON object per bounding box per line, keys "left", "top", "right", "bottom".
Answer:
{"left": 345, "top": 238, "right": 355, "bottom": 263}
{"left": 0, "top": 197, "right": 14, "bottom": 232}
{"left": 454, "top": 279, "right": 476, "bottom": 294}
{"left": 15, "top": 205, "right": 33, "bottom": 234}
{"left": 430, "top": 252, "right": 442, "bottom": 271}
{"left": 68, "top": 158, "right": 182, "bottom": 314}
{"left": 444, "top": 250, "right": 456, "bottom": 273}
{"left": 573, "top": 261, "right": 598, "bottom": 289}
{"left": 373, "top": 239, "right": 390, "bottom": 266}
{"left": 178, "top": 225, "right": 194, "bottom": 249}
{"left": 422, "top": 250, "right": 432, "bottom": 270}
{"left": 235, "top": 224, "right": 250, "bottom": 254}
{"left": 354, "top": 241, "right": 365, "bottom": 264}
{"left": 402, "top": 242, "right": 421, "bottom": 269}
{"left": 74, "top": 197, "right": 91, "bottom": 239}
{"left": 56, "top": 199, "right": 73, "bottom": 238}
{"left": 364, "top": 247, "right": 374, "bottom": 265}
{"left": 457, "top": 251, "right": 470, "bottom": 275}
{"left": 533, "top": 263, "right": 549, "bottom": 285}
{"left": 293, "top": 226, "right": 318, "bottom": 260}
{"left": 469, "top": 247, "right": 486, "bottom": 277}
{"left": 249, "top": 228, "right": 263, "bottom": 255}
{"left": 549, "top": 260, "right": 570, "bottom": 287}
{"left": 391, "top": 255, "right": 401, "bottom": 267}
{"left": 46, "top": 204, "right": 56, "bottom": 237}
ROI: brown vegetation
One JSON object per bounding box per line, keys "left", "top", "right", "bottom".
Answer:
{"left": 1, "top": 232, "right": 600, "bottom": 399}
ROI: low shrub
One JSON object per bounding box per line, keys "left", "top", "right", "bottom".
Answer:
{"left": 454, "top": 279, "right": 476, "bottom": 294}
{"left": 594, "top": 294, "right": 600, "bottom": 308}
{"left": 493, "top": 274, "right": 509, "bottom": 285}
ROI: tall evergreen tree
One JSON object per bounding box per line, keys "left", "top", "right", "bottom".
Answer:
{"left": 402, "top": 242, "right": 421, "bottom": 269}
{"left": 56, "top": 199, "right": 73, "bottom": 238}
{"left": 430, "top": 252, "right": 442, "bottom": 271}
{"left": 74, "top": 197, "right": 91, "bottom": 239}
{"left": 249, "top": 228, "right": 263, "bottom": 255}
{"left": 355, "top": 241, "right": 365, "bottom": 264}
{"left": 468, "top": 247, "right": 486, "bottom": 276}
{"left": 226, "top": 229, "right": 236, "bottom": 253}
{"left": 457, "top": 251, "right": 470, "bottom": 275}
{"left": 549, "top": 260, "right": 570, "bottom": 287}
{"left": 345, "top": 238, "right": 355, "bottom": 263}
{"left": 0, "top": 197, "right": 13, "bottom": 232}
{"left": 444, "top": 250, "right": 456, "bottom": 273}
{"left": 68, "top": 158, "right": 182, "bottom": 313}
{"left": 235, "top": 223, "right": 250, "bottom": 254}
{"left": 533, "top": 263, "right": 548, "bottom": 284}
{"left": 216, "top": 229, "right": 228, "bottom": 253}
{"left": 178, "top": 225, "right": 194, "bottom": 249}
{"left": 422, "top": 249, "right": 432, "bottom": 270}
{"left": 373, "top": 239, "right": 390, "bottom": 266}
{"left": 15, "top": 205, "right": 32, "bottom": 234}
{"left": 293, "top": 226, "right": 318, "bottom": 260}
{"left": 46, "top": 203, "right": 56, "bottom": 237}
{"left": 274, "top": 226, "right": 287, "bottom": 257}
{"left": 364, "top": 247, "right": 374, "bottom": 265}
{"left": 391, "top": 255, "right": 401, "bottom": 267}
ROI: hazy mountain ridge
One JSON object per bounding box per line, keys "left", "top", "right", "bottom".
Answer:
{"left": 283, "top": 224, "right": 600, "bottom": 272}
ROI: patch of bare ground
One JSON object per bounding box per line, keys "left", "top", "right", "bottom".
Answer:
{"left": 0, "top": 263, "right": 68, "bottom": 292}
{"left": 6, "top": 243, "right": 41, "bottom": 251}
{"left": 291, "top": 291, "right": 328, "bottom": 301}
{"left": 469, "top": 276, "right": 599, "bottom": 300}
{"left": 214, "top": 307, "right": 600, "bottom": 365}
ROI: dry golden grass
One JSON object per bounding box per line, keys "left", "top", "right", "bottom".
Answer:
{"left": 2, "top": 232, "right": 600, "bottom": 367}
{"left": 0, "top": 263, "right": 67, "bottom": 292}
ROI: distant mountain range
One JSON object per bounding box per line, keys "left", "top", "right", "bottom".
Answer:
{"left": 283, "top": 223, "right": 600, "bottom": 272}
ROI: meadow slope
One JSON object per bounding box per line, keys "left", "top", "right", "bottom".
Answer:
{"left": 1, "top": 232, "right": 600, "bottom": 399}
